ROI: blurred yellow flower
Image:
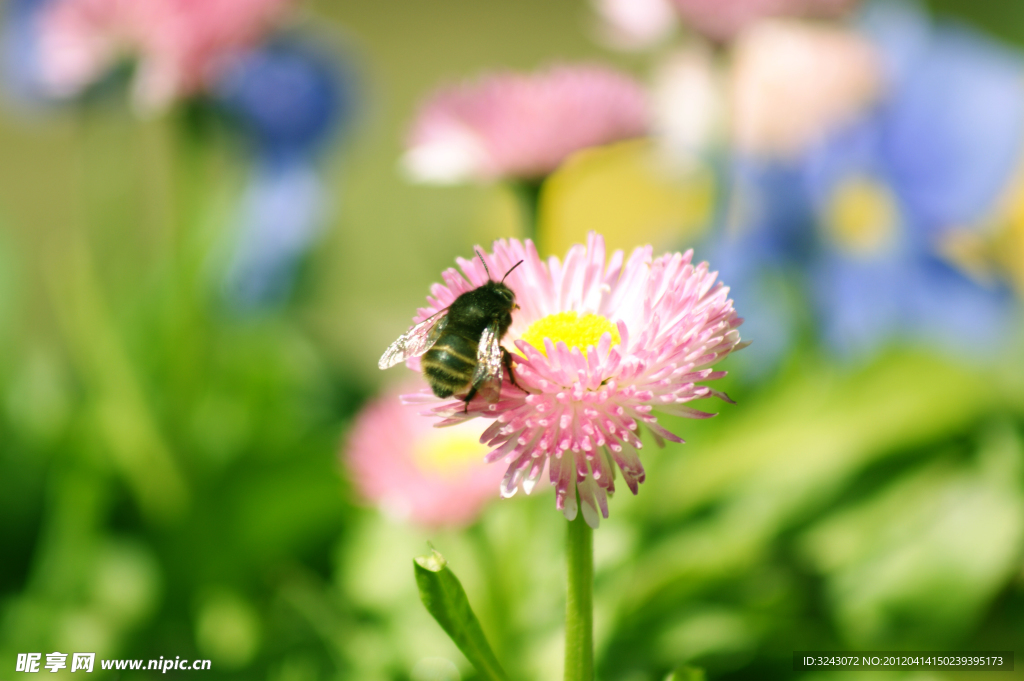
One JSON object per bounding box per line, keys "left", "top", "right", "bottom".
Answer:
{"left": 540, "top": 139, "right": 714, "bottom": 257}
{"left": 940, "top": 163, "right": 1024, "bottom": 294}
{"left": 993, "top": 178, "right": 1024, "bottom": 295}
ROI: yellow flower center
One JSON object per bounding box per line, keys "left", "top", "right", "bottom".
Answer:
{"left": 412, "top": 428, "right": 487, "bottom": 479}
{"left": 825, "top": 176, "right": 899, "bottom": 255}
{"left": 938, "top": 230, "right": 999, "bottom": 284}
{"left": 519, "top": 311, "right": 621, "bottom": 357}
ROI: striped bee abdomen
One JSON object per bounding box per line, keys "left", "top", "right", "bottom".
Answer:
{"left": 422, "top": 332, "right": 478, "bottom": 398}
{"left": 379, "top": 257, "right": 522, "bottom": 407}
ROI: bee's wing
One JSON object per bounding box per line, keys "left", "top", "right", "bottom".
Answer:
{"left": 378, "top": 309, "right": 448, "bottom": 369}
{"left": 471, "top": 321, "right": 504, "bottom": 398}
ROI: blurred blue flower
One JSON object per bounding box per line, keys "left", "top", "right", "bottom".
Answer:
{"left": 704, "top": 2, "right": 1023, "bottom": 367}
{"left": 1, "top": 0, "right": 55, "bottom": 104}
{"left": 222, "top": 161, "right": 326, "bottom": 309}
{"left": 215, "top": 35, "right": 359, "bottom": 311}
{"left": 704, "top": 243, "right": 801, "bottom": 378}
{"left": 811, "top": 249, "right": 1017, "bottom": 358}
{"left": 857, "top": 0, "right": 931, "bottom": 89}
{"left": 213, "top": 36, "right": 356, "bottom": 163}
{"left": 728, "top": 160, "right": 818, "bottom": 265}
{"left": 879, "top": 30, "right": 1024, "bottom": 237}
{"left": 702, "top": 160, "right": 817, "bottom": 375}
{"left": 801, "top": 6, "right": 1023, "bottom": 358}
{"left": 811, "top": 9, "right": 1024, "bottom": 236}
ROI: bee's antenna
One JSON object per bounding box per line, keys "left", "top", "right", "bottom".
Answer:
{"left": 501, "top": 260, "right": 525, "bottom": 284}
{"left": 475, "top": 249, "right": 493, "bottom": 281}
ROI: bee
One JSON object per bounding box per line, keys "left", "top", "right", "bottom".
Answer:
{"left": 379, "top": 252, "right": 525, "bottom": 408}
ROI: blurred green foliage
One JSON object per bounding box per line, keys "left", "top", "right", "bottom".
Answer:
{"left": 0, "top": 1, "right": 1023, "bottom": 680}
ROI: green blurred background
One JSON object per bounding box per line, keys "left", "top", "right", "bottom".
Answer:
{"left": 1, "top": 1, "right": 1023, "bottom": 679}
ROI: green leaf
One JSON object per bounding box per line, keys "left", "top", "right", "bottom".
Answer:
{"left": 413, "top": 548, "right": 510, "bottom": 681}
{"left": 617, "top": 352, "right": 1007, "bottom": 610}
{"left": 666, "top": 665, "right": 706, "bottom": 681}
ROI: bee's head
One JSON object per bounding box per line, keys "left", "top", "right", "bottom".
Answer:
{"left": 493, "top": 281, "right": 516, "bottom": 305}
{"left": 475, "top": 250, "right": 524, "bottom": 284}
{"left": 476, "top": 251, "right": 523, "bottom": 308}
{"left": 497, "top": 260, "right": 522, "bottom": 310}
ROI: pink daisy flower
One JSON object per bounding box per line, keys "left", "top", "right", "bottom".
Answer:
{"left": 37, "top": 0, "right": 292, "bottom": 110}
{"left": 402, "top": 65, "right": 649, "bottom": 183}
{"left": 345, "top": 380, "right": 506, "bottom": 528}
{"left": 403, "top": 234, "right": 746, "bottom": 528}
{"left": 668, "top": 0, "right": 856, "bottom": 42}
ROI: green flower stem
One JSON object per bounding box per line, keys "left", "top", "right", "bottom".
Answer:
{"left": 511, "top": 178, "right": 544, "bottom": 245}
{"left": 55, "top": 115, "right": 188, "bottom": 523}
{"left": 564, "top": 510, "right": 594, "bottom": 681}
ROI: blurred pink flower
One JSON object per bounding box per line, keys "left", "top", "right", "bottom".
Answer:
{"left": 34, "top": 0, "right": 131, "bottom": 99}
{"left": 729, "top": 19, "right": 882, "bottom": 157}
{"left": 403, "top": 65, "right": 649, "bottom": 183}
{"left": 593, "top": 0, "right": 677, "bottom": 51}
{"left": 345, "top": 381, "right": 505, "bottom": 528}
{"left": 669, "top": 0, "right": 856, "bottom": 41}
{"left": 407, "top": 234, "right": 745, "bottom": 527}
{"left": 37, "top": 0, "right": 292, "bottom": 110}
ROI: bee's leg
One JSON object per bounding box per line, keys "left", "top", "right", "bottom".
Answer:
{"left": 502, "top": 348, "right": 527, "bottom": 393}
{"left": 462, "top": 384, "right": 479, "bottom": 413}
